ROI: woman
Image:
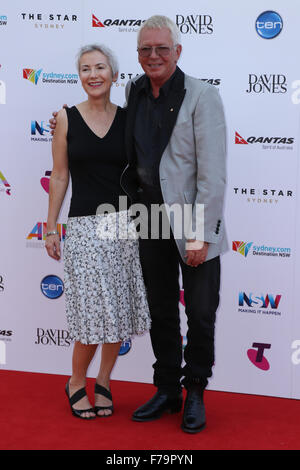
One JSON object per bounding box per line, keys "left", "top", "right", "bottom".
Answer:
{"left": 45, "top": 44, "right": 150, "bottom": 420}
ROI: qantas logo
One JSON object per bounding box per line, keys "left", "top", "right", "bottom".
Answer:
{"left": 92, "top": 14, "right": 145, "bottom": 28}
{"left": 235, "top": 131, "right": 294, "bottom": 146}
{"left": 235, "top": 132, "right": 248, "bottom": 144}
{"left": 92, "top": 14, "right": 104, "bottom": 27}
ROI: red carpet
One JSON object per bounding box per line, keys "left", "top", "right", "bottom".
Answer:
{"left": 0, "top": 369, "right": 299, "bottom": 450}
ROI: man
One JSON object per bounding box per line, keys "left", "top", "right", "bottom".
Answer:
{"left": 121, "top": 15, "right": 227, "bottom": 433}
{"left": 50, "top": 15, "right": 227, "bottom": 433}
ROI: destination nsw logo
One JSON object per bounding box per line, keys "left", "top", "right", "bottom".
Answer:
{"left": 238, "top": 292, "right": 282, "bottom": 317}
{"left": 232, "top": 241, "right": 291, "bottom": 259}
{"left": 235, "top": 131, "right": 294, "bottom": 150}
{"left": 23, "top": 68, "right": 78, "bottom": 85}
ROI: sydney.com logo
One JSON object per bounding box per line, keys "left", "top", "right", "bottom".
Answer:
{"left": 232, "top": 241, "right": 291, "bottom": 259}
{"left": 23, "top": 68, "right": 78, "bottom": 85}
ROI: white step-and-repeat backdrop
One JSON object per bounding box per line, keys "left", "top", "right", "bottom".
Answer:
{"left": 1, "top": 0, "right": 300, "bottom": 399}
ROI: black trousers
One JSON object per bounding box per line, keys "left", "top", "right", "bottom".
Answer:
{"left": 139, "top": 236, "right": 220, "bottom": 393}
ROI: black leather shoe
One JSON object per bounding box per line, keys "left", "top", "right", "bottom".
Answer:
{"left": 181, "top": 385, "right": 206, "bottom": 433}
{"left": 132, "top": 390, "right": 183, "bottom": 422}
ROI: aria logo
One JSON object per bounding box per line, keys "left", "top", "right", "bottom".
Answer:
{"left": 176, "top": 15, "right": 213, "bottom": 34}
{"left": 247, "top": 343, "right": 271, "bottom": 370}
{"left": 27, "top": 222, "right": 66, "bottom": 241}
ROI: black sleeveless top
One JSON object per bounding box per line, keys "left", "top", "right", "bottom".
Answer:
{"left": 66, "top": 105, "right": 128, "bottom": 217}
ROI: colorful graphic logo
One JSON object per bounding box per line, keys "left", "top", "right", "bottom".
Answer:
{"left": 41, "top": 275, "right": 64, "bottom": 299}
{"left": 232, "top": 241, "right": 253, "bottom": 257}
{"left": 27, "top": 222, "right": 66, "bottom": 241}
{"left": 255, "top": 11, "right": 283, "bottom": 39}
{"left": 247, "top": 343, "right": 271, "bottom": 370}
{"left": 0, "top": 171, "right": 11, "bottom": 195}
{"left": 40, "top": 171, "right": 51, "bottom": 194}
{"left": 239, "top": 293, "right": 281, "bottom": 309}
{"left": 119, "top": 339, "right": 132, "bottom": 356}
{"left": 23, "top": 68, "right": 42, "bottom": 85}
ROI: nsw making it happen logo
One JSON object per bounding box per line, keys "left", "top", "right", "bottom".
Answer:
{"left": 255, "top": 11, "right": 283, "bottom": 39}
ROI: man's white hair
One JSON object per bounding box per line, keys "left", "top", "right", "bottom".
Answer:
{"left": 137, "top": 15, "right": 181, "bottom": 46}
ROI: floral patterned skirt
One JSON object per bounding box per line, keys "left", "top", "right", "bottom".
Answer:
{"left": 63, "top": 211, "right": 151, "bottom": 345}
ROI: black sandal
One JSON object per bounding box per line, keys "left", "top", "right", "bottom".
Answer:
{"left": 65, "top": 379, "right": 96, "bottom": 420}
{"left": 94, "top": 383, "right": 114, "bottom": 417}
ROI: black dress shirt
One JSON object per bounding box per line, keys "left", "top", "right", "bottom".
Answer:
{"left": 134, "top": 67, "right": 180, "bottom": 205}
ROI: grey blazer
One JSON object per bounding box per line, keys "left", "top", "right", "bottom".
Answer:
{"left": 122, "top": 69, "right": 228, "bottom": 263}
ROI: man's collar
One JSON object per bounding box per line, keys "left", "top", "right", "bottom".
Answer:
{"left": 135, "top": 66, "right": 185, "bottom": 95}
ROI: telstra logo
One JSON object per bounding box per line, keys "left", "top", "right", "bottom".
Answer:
{"left": 247, "top": 342, "right": 271, "bottom": 370}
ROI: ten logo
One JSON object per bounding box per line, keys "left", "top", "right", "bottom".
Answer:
{"left": 119, "top": 339, "right": 131, "bottom": 356}
{"left": 247, "top": 343, "right": 271, "bottom": 370}
{"left": 255, "top": 11, "right": 283, "bottom": 39}
{"left": 41, "top": 275, "right": 64, "bottom": 299}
